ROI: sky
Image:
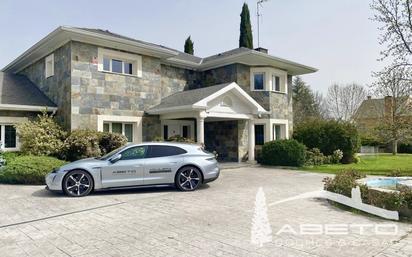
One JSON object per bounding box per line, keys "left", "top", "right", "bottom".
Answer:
{"left": 0, "top": 0, "right": 384, "bottom": 94}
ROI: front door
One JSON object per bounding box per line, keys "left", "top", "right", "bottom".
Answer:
{"left": 101, "top": 146, "right": 146, "bottom": 188}
{"left": 143, "top": 145, "right": 185, "bottom": 185}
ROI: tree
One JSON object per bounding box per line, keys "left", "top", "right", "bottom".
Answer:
{"left": 292, "top": 76, "right": 324, "bottom": 124}
{"left": 326, "top": 83, "right": 368, "bottom": 121}
{"left": 239, "top": 3, "right": 253, "bottom": 49}
{"left": 371, "top": 0, "right": 412, "bottom": 71}
{"left": 372, "top": 66, "right": 412, "bottom": 154}
{"left": 184, "top": 36, "right": 194, "bottom": 55}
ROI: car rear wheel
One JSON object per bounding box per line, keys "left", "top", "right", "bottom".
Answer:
{"left": 176, "top": 166, "right": 202, "bottom": 191}
{"left": 63, "top": 170, "right": 93, "bottom": 197}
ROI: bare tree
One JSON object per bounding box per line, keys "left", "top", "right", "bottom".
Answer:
{"left": 326, "top": 83, "right": 368, "bottom": 121}
{"left": 372, "top": 66, "right": 412, "bottom": 154}
{"left": 371, "top": 0, "right": 412, "bottom": 69}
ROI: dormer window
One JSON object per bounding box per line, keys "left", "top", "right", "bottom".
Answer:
{"left": 98, "top": 48, "right": 142, "bottom": 77}
{"left": 45, "top": 54, "right": 54, "bottom": 78}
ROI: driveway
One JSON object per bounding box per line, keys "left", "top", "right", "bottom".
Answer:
{"left": 0, "top": 166, "right": 411, "bottom": 257}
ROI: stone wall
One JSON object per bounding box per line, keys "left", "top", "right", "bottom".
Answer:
{"left": 142, "top": 115, "right": 161, "bottom": 141}
{"left": 70, "top": 41, "right": 163, "bottom": 130}
{"left": 20, "top": 43, "right": 72, "bottom": 129}
{"left": 204, "top": 120, "right": 239, "bottom": 162}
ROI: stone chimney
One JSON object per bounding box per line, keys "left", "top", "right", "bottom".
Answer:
{"left": 384, "top": 96, "right": 393, "bottom": 118}
{"left": 254, "top": 47, "right": 268, "bottom": 54}
{"left": 367, "top": 96, "right": 372, "bottom": 100}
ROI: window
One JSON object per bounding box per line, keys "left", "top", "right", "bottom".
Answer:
{"left": 146, "top": 145, "right": 187, "bottom": 158}
{"left": 221, "top": 96, "right": 233, "bottom": 107}
{"left": 103, "top": 122, "right": 134, "bottom": 142}
{"left": 163, "top": 125, "right": 168, "bottom": 140}
{"left": 98, "top": 48, "right": 141, "bottom": 77}
{"left": 272, "top": 75, "right": 280, "bottom": 92}
{"left": 182, "top": 125, "right": 189, "bottom": 138}
{"left": 120, "top": 146, "right": 146, "bottom": 160}
{"left": 0, "top": 125, "right": 17, "bottom": 149}
{"left": 253, "top": 73, "right": 265, "bottom": 90}
{"left": 255, "top": 125, "right": 265, "bottom": 145}
{"left": 45, "top": 54, "right": 54, "bottom": 78}
{"left": 273, "top": 124, "right": 282, "bottom": 140}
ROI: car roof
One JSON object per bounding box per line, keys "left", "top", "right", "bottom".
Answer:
{"left": 127, "top": 142, "right": 202, "bottom": 151}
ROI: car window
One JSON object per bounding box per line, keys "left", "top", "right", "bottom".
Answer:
{"left": 120, "top": 146, "right": 146, "bottom": 160}
{"left": 99, "top": 145, "right": 129, "bottom": 160}
{"left": 146, "top": 145, "right": 187, "bottom": 158}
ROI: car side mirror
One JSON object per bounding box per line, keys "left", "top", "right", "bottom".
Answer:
{"left": 109, "top": 154, "right": 122, "bottom": 163}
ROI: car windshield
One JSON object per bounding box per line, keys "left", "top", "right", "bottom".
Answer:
{"left": 98, "top": 145, "right": 129, "bottom": 160}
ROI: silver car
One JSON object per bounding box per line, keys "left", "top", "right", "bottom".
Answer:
{"left": 45, "top": 142, "right": 220, "bottom": 197}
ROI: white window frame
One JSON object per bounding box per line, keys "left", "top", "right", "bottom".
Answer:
{"left": 161, "top": 120, "right": 195, "bottom": 140}
{"left": 250, "top": 67, "right": 287, "bottom": 93}
{"left": 0, "top": 117, "right": 27, "bottom": 151}
{"left": 97, "top": 115, "right": 142, "bottom": 143}
{"left": 45, "top": 54, "right": 54, "bottom": 78}
{"left": 98, "top": 48, "right": 142, "bottom": 78}
{"left": 103, "top": 122, "right": 134, "bottom": 142}
{"left": 254, "top": 118, "right": 289, "bottom": 143}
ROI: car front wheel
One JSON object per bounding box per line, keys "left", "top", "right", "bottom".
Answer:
{"left": 176, "top": 166, "right": 202, "bottom": 191}
{"left": 63, "top": 170, "right": 94, "bottom": 197}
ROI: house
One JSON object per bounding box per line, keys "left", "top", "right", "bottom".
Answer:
{"left": 0, "top": 26, "right": 317, "bottom": 161}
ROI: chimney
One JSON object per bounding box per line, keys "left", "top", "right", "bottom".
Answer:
{"left": 367, "top": 96, "right": 372, "bottom": 100}
{"left": 384, "top": 96, "right": 393, "bottom": 118}
{"left": 254, "top": 47, "right": 268, "bottom": 54}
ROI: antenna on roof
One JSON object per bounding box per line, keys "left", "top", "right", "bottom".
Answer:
{"left": 257, "top": 0, "right": 269, "bottom": 48}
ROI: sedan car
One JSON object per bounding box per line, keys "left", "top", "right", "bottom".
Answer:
{"left": 46, "top": 142, "right": 220, "bottom": 197}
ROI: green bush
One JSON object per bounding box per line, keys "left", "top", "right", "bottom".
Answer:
{"left": 360, "top": 133, "right": 382, "bottom": 147}
{"left": 330, "top": 149, "right": 343, "bottom": 164}
{"left": 99, "top": 132, "right": 128, "bottom": 155}
{"left": 293, "top": 120, "right": 361, "bottom": 163}
{"left": 261, "top": 139, "right": 306, "bottom": 167}
{"left": 166, "top": 135, "right": 195, "bottom": 143}
{"left": 305, "top": 148, "right": 326, "bottom": 166}
{"left": 398, "top": 143, "right": 412, "bottom": 153}
{"left": 62, "top": 129, "right": 101, "bottom": 161}
{"left": 16, "top": 112, "right": 67, "bottom": 156}
{"left": 0, "top": 155, "right": 67, "bottom": 185}
{"left": 363, "top": 189, "right": 403, "bottom": 211}
{"left": 323, "top": 169, "right": 366, "bottom": 197}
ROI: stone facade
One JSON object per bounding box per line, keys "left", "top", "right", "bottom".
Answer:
{"left": 20, "top": 43, "right": 72, "bottom": 129}
{"left": 17, "top": 40, "right": 294, "bottom": 160}
{"left": 204, "top": 120, "right": 239, "bottom": 162}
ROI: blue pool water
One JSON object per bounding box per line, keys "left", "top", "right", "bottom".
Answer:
{"left": 366, "top": 178, "right": 399, "bottom": 187}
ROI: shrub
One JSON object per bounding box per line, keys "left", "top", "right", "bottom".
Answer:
{"left": 323, "top": 169, "right": 365, "bottom": 197}
{"left": 62, "top": 129, "right": 101, "bottom": 161}
{"left": 293, "top": 120, "right": 361, "bottom": 163}
{"left": 99, "top": 132, "right": 128, "bottom": 155}
{"left": 0, "top": 155, "right": 67, "bottom": 184}
{"left": 398, "top": 143, "right": 412, "bottom": 153}
{"left": 363, "top": 189, "right": 403, "bottom": 211}
{"left": 261, "top": 139, "right": 306, "bottom": 167}
{"left": 360, "top": 133, "right": 383, "bottom": 146}
{"left": 16, "top": 112, "right": 67, "bottom": 156}
{"left": 305, "top": 148, "right": 326, "bottom": 166}
{"left": 166, "top": 135, "right": 195, "bottom": 144}
{"left": 330, "top": 149, "right": 343, "bottom": 164}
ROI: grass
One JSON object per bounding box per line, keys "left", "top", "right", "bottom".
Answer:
{"left": 303, "top": 154, "right": 412, "bottom": 176}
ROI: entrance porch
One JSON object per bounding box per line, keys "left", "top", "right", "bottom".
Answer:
{"left": 147, "top": 82, "right": 268, "bottom": 162}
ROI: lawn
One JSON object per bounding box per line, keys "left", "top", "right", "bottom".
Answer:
{"left": 303, "top": 154, "right": 412, "bottom": 176}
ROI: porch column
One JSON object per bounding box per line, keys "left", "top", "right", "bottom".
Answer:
{"left": 197, "top": 116, "right": 205, "bottom": 144}
{"left": 248, "top": 119, "right": 255, "bottom": 161}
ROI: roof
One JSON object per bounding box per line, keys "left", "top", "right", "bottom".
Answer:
{"left": 148, "top": 82, "right": 268, "bottom": 115}
{"left": 149, "top": 83, "right": 231, "bottom": 111}
{"left": 2, "top": 26, "right": 317, "bottom": 75}
{"left": 354, "top": 99, "right": 385, "bottom": 119}
{"left": 0, "top": 72, "right": 57, "bottom": 110}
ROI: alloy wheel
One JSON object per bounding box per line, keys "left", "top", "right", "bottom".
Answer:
{"left": 63, "top": 171, "right": 93, "bottom": 197}
{"left": 177, "top": 167, "right": 201, "bottom": 191}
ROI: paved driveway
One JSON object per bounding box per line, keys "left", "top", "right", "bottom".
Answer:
{"left": 0, "top": 166, "right": 411, "bottom": 257}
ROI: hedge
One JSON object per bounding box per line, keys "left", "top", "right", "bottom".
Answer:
{"left": 0, "top": 155, "right": 67, "bottom": 185}
{"left": 261, "top": 139, "right": 306, "bottom": 167}
{"left": 293, "top": 120, "right": 361, "bottom": 163}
